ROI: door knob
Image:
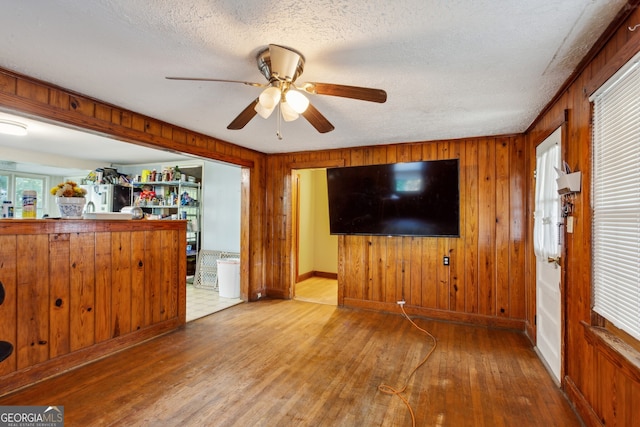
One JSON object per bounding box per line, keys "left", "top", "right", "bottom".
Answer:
{"left": 547, "top": 256, "right": 561, "bottom": 266}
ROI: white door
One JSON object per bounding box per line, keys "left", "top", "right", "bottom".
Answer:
{"left": 534, "top": 127, "right": 562, "bottom": 383}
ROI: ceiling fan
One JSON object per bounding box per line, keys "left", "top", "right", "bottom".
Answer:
{"left": 166, "top": 44, "right": 387, "bottom": 137}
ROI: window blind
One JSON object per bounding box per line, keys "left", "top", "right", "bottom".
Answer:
{"left": 591, "top": 54, "right": 640, "bottom": 341}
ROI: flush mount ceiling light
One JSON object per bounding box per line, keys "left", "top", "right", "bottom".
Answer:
{"left": 166, "top": 44, "right": 387, "bottom": 139}
{"left": 0, "top": 120, "right": 28, "bottom": 136}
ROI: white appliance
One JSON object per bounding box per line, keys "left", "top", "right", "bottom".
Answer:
{"left": 81, "top": 184, "right": 130, "bottom": 213}
{"left": 81, "top": 184, "right": 112, "bottom": 212}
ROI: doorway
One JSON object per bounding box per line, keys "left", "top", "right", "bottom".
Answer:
{"left": 533, "top": 126, "right": 563, "bottom": 382}
{"left": 291, "top": 168, "right": 338, "bottom": 305}
{"left": 186, "top": 160, "right": 243, "bottom": 321}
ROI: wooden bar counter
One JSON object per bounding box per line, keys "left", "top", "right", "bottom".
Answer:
{"left": 0, "top": 218, "right": 187, "bottom": 396}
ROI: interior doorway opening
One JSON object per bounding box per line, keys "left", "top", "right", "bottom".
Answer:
{"left": 186, "top": 160, "right": 243, "bottom": 321}
{"left": 291, "top": 168, "right": 338, "bottom": 305}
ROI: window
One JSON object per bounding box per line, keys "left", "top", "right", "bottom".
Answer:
{"left": 14, "top": 175, "right": 46, "bottom": 218}
{"left": 0, "top": 171, "right": 48, "bottom": 218}
{"left": 590, "top": 52, "right": 640, "bottom": 341}
{"left": 0, "top": 174, "right": 8, "bottom": 202}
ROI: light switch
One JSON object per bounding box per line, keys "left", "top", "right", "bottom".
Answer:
{"left": 567, "top": 216, "right": 574, "bottom": 233}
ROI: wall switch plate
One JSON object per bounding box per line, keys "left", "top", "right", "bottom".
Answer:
{"left": 567, "top": 216, "right": 574, "bottom": 233}
{"left": 443, "top": 256, "right": 450, "bottom": 266}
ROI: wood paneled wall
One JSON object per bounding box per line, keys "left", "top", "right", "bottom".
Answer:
{"left": 527, "top": 4, "right": 640, "bottom": 426}
{"left": 0, "top": 220, "right": 186, "bottom": 396}
{"left": 266, "top": 135, "right": 527, "bottom": 329}
{"left": 0, "top": 69, "right": 268, "bottom": 301}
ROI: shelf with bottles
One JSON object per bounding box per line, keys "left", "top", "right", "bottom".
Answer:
{"left": 186, "top": 239, "right": 198, "bottom": 257}
{"left": 131, "top": 179, "right": 201, "bottom": 260}
{"left": 130, "top": 181, "right": 200, "bottom": 211}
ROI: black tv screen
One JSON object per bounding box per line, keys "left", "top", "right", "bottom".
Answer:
{"left": 326, "top": 159, "right": 460, "bottom": 237}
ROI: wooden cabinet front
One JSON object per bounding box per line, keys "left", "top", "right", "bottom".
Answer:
{"left": 0, "top": 220, "right": 186, "bottom": 395}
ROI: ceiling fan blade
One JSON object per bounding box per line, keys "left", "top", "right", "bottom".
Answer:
{"left": 300, "top": 82, "right": 387, "bottom": 103}
{"left": 227, "top": 98, "right": 259, "bottom": 130}
{"left": 166, "top": 77, "right": 265, "bottom": 87}
{"left": 301, "top": 103, "right": 335, "bottom": 133}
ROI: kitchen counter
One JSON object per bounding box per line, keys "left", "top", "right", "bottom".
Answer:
{"left": 0, "top": 218, "right": 188, "bottom": 234}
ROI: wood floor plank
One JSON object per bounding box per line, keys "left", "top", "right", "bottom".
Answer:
{"left": 0, "top": 299, "right": 581, "bottom": 426}
{"left": 295, "top": 276, "right": 337, "bottom": 305}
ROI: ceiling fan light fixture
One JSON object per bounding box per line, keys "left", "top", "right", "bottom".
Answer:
{"left": 254, "top": 102, "right": 276, "bottom": 119}
{"left": 258, "top": 86, "right": 282, "bottom": 109}
{"left": 267, "top": 44, "right": 305, "bottom": 82}
{"left": 280, "top": 102, "right": 299, "bottom": 122}
{"left": 0, "top": 120, "right": 28, "bottom": 136}
{"left": 168, "top": 44, "right": 386, "bottom": 135}
{"left": 285, "top": 89, "right": 309, "bottom": 114}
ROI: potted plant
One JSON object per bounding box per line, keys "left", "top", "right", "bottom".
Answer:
{"left": 50, "top": 180, "right": 87, "bottom": 218}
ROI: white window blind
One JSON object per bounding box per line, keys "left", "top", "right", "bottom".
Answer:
{"left": 591, "top": 53, "right": 640, "bottom": 341}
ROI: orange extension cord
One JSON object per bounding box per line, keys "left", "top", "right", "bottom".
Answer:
{"left": 378, "top": 304, "right": 437, "bottom": 427}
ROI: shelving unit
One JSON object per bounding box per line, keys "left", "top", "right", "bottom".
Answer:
{"left": 131, "top": 180, "right": 201, "bottom": 260}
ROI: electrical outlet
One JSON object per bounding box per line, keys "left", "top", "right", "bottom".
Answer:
{"left": 397, "top": 300, "right": 405, "bottom": 306}
{"left": 443, "top": 256, "right": 450, "bottom": 266}
{"left": 257, "top": 292, "right": 262, "bottom": 299}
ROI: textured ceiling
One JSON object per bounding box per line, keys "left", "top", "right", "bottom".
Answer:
{"left": 0, "top": 0, "right": 628, "bottom": 157}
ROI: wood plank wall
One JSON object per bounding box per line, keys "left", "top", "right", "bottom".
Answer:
{"left": 0, "top": 69, "right": 268, "bottom": 301}
{"left": 527, "top": 4, "right": 640, "bottom": 426}
{"left": 266, "top": 135, "right": 527, "bottom": 329}
{"left": 0, "top": 221, "right": 186, "bottom": 395}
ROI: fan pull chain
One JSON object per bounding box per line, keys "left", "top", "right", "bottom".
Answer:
{"left": 276, "top": 102, "right": 283, "bottom": 140}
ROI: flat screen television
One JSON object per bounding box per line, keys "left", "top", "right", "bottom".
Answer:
{"left": 326, "top": 159, "right": 460, "bottom": 237}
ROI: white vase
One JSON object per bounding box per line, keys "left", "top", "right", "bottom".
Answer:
{"left": 56, "top": 197, "right": 86, "bottom": 219}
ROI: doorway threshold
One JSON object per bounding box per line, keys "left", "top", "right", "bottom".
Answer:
{"left": 186, "top": 282, "right": 243, "bottom": 321}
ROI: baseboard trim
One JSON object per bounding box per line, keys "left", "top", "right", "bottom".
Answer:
{"left": 313, "top": 271, "right": 337, "bottom": 280}
{"left": 343, "top": 298, "right": 525, "bottom": 330}
{"left": 564, "top": 376, "right": 602, "bottom": 427}
{"left": 297, "top": 271, "right": 314, "bottom": 282}
{"left": 296, "top": 271, "right": 337, "bottom": 283}
{"left": 0, "top": 318, "right": 182, "bottom": 397}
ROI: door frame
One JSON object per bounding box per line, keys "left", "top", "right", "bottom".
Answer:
{"left": 530, "top": 114, "right": 568, "bottom": 385}
{"left": 287, "top": 159, "right": 344, "bottom": 301}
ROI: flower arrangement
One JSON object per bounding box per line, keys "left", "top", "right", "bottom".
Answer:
{"left": 50, "top": 180, "right": 87, "bottom": 198}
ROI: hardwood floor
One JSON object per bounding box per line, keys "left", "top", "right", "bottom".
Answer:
{"left": 294, "top": 276, "right": 337, "bottom": 305}
{"left": 0, "top": 300, "right": 580, "bottom": 426}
